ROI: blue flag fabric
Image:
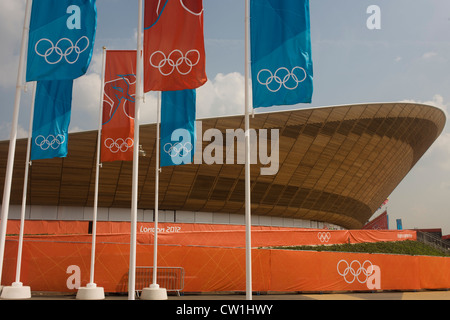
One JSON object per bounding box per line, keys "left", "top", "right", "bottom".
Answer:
{"left": 250, "top": 0, "right": 313, "bottom": 108}
{"left": 161, "top": 89, "right": 196, "bottom": 167}
{"left": 31, "top": 80, "right": 73, "bottom": 161}
{"left": 26, "top": 0, "right": 97, "bottom": 81}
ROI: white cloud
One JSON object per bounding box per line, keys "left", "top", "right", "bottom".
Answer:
{"left": 69, "top": 71, "right": 248, "bottom": 130}
{"left": 70, "top": 49, "right": 118, "bottom": 131}
{"left": 388, "top": 95, "right": 450, "bottom": 234}
{"left": 0, "top": 0, "right": 26, "bottom": 88}
{"left": 86, "top": 51, "right": 104, "bottom": 76}
{"left": 197, "top": 72, "right": 245, "bottom": 119}
{"left": 140, "top": 91, "right": 158, "bottom": 124}
{"left": 0, "top": 122, "right": 28, "bottom": 141}
{"left": 136, "top": 72, "right": 247, "bottom": 126}
{"left": 422, "top": 51, "right": 438, "bottom": 59}
{"left": 409, "top": 95, "right": 450, "bottom": 173}
{"left": 401, "top": 94, "right": 447, "bottom": 115}
{"left": 400, "top": 95, "right": 450, "bottom": 171}
{"left": 429, "top": 132, "right": 450, "bottom": 171}
{"left": 71, "top": 72, "right": 102, "bottom": 129}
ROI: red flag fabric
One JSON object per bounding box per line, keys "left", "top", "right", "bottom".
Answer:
{"left": 144, "top": 0, "right": 207, "bottom": 92}
{"left": 101, "top": 50, "right": 136, "bottom": 162}
{"left": 363, "top": 211, "right": 389, "bottom": 230}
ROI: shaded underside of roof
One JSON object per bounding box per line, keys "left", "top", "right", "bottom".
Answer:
{"left": 0, "top": 102, "right": 445, "bottom": 229}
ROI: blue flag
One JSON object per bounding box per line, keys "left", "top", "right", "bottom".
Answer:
{"left": 160, "top": 89, "right": 196, "bottom": 167}
{"left": 31, "top": 80, "right": 73, "bottom": 161}
{"left": 250, "top": 0, "right": 313, "bottom": 108}
{"left": 26, "top": 0, "right": 97, "bottom": 81}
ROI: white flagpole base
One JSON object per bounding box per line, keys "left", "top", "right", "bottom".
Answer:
{"left": 76, "top": 283, "right": 105, "bottom": 300}
{"left": 140, "top": 284, "right": 168, "bottom": 300}
{"left": 0, "top": 282, "right": 31, "bottom": 299}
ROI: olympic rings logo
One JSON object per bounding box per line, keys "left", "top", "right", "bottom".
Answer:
{"left": 35, "top": 36, "right": 90, "bottom": 65}
{"left": 149, "top": 49, "right": 200, "bottom": 76}
{"left": 257, "top": 66, "right": 307, "bottom": 92}
{"left": 317, "top": 232, "right": 331, "bottom": 243}
{"left": 104, "top": 138, "right": 134, "bottom": 153}
{"left": 337, "top": 260, "right": 374, "bottom": 284}
{"left": 163, "top": 142, "right": 193, "bottom": 158}
{"left": 35, "top": 134, "right": 65, "bottom": 151}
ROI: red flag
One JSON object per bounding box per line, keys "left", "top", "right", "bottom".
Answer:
{"left": 101, "top": 50, "right": 136, "bottom": 162}
{"left": 363, "top": 211, "right": 389, "bottom": 230}
{"left": 144, "top": 0, "right": 207, "bottom": 92}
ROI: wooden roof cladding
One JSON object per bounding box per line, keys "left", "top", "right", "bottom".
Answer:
{"left": 0, "top": 103, "right": 445, "bottom": 229}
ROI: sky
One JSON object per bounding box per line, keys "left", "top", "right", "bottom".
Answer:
{"left": 0, "top": 0, "right": 449, "bottom": 234}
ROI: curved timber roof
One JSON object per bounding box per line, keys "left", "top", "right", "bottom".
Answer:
{"left": 0, "top": 102, "right": 445, "bottom": 229}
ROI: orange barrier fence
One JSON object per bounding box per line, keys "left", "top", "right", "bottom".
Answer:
{"left": 4, "top": 220, "right": 417, "bottom": 247}
{"left": 2, "top": 234, "right": 449, "bottom": 293}
{"left": 6, "top": 220, "right": 89, "bottom": 236}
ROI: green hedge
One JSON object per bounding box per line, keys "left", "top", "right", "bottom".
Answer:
{"left": 268, "top": 240, "right": 450, "bottom": 257}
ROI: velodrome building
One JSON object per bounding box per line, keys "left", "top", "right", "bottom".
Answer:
{"left": 0, "top": 102, "right": 445, "bottom": 230}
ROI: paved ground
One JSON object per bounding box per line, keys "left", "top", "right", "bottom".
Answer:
{"left": 24, "top": 290, "right": 450, "bottom": 300}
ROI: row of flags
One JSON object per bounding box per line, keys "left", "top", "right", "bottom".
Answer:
{"left": 26, "top": 0, "right": 313, "bottom": 165}
{"left": 27, "top": 0, "right": 97, "bottom": 161}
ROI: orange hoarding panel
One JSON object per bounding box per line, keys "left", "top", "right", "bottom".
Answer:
{"left": 2, "top": 234, "right": 449, "bottom": 294}
{"left": 135, "top": 224, "right": 416, "bottom": 247}
{"left": 5, "top": 220, "right": 89, "bottom": 236}
{"left": 418, "top": 256, "right": 450, "bottom": 289}
{"left": 3, "top": 220, "right": 416, "bottom": 247}
{"left": 3, "top": 220, "right": 417, "bottom": 247}
{"left": 269, "top": 250, "right": 423, "bottom": 292}
{"left": 348, "top": 230, "right": 416, "bottom": 243}
{"left": 3, "top": 238, "right": 270, "bottom": 293}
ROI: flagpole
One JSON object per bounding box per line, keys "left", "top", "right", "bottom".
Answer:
{"left": 76, "top": 47, "right": 107, "bottom": 300}
{"left": 139, "top": 69, "right": 167, "bottom": 301}
{"left": 0, "top": 81, "right": 35, "bottom": 300}
{"left": 90, "top": 46, "right": 106, "bottom": 287}
{"left": 129, "top": 0, "right": 144, "bottom": 300}
{"left": 244, "top": 0, "right": 253, "bottom": 301}
{"left": 15, "top": 82, "right": 35, "bottom": 286}
{"left": 0, "top": 0, "right": 32, "bottom": 293}
{"left": 153, "top": 92, "right": 160, "bottom": 287}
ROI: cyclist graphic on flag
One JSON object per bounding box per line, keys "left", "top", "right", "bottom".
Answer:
{"left": 101, "top": 51, "right": 137, "bottom": 162}
{"left": 103, "top": 74, "right": 136, "bottom": 123}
